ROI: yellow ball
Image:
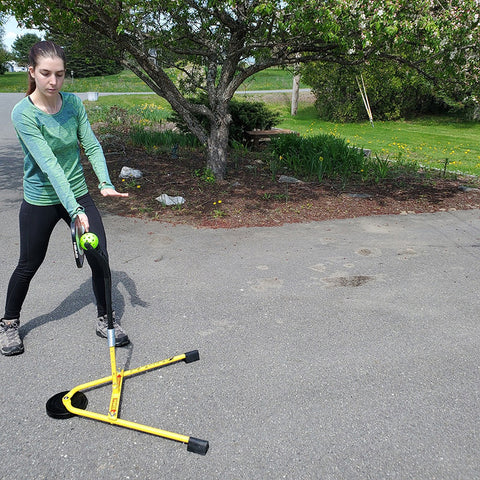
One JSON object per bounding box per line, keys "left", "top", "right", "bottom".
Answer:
{"left": 79, "top": 232, "right": 99, "bottom": 250}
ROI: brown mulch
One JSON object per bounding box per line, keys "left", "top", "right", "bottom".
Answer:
{"left": 82, "top": 141, "right": 480, "bottom": 229}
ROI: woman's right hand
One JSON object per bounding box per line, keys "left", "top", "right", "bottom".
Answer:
{"left": 75, "top": 212, "right": 89, "bottom": 233}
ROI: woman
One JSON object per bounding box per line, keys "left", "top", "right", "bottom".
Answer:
{"left": 0, "top": 40, "right": 129, "bottom": 356}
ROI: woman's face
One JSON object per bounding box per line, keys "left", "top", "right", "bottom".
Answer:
{"left": 29, "top": 56, "right": 65, "bottom": 97}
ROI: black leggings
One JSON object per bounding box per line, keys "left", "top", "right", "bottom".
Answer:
{"left": 4, "top": 193, "right": 109, "bottom": 320}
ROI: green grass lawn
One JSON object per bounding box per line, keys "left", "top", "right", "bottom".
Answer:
{"left": 0, "top": 67, "right": 304, "bottom": 93}
{"left": 0, "top": 70, "right": 152, "bottom": 93}
{"left": 0, "top": 71, "right": 29, "bottom": 92}
{"left": 2, "top": 68, "right": 479, "bottom": 175}
{"left": 273, "top": 104, "right": 480, "bottom": 176}
{"left": 237, "top": 67, "right": 307, "bottom": 91}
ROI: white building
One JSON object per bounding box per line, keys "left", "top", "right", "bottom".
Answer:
{"left": 5, "top": 61, "right": 27, "bottom": 72}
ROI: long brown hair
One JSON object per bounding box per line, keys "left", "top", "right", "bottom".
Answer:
{"left": 27, "top": 41, "right": 66, "bottom": 96}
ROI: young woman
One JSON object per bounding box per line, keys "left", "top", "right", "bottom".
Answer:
{"left": 0, "top": 40, "right": 129, "bottom": 356}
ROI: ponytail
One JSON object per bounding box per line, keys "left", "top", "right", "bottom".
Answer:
{"left": 26, "top": 71, "right": 36, "bottom": 96}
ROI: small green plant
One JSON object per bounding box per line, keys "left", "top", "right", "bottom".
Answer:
{"left": 195, "top": 167, "right": 216, "bottom": 184}
{"left": 120, "top": 178, "right": 142, "bottom": 189}
{"left": 212, "top": 200, "right": 226, "bottom": 218}
{"left": 363, "top": 154, "right": 391, "bottom": 182}
{"left": 374, "top": 155, "right": 391, "bottom": 179}
{"left": 274, "top": 193, "right": 289, "bottom": 201}
{"left": 269, "top": 154, "right": 285, "bottom": 180}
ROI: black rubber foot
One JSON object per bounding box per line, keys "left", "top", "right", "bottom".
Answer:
{"left": 46, "top": 391, "right": 88, "bottom": 419}
{"left": 187, "top": 437, "right": 209, "bottom": 455}
{"left": 184, "top": 350, "right": 200, "bottom": 363}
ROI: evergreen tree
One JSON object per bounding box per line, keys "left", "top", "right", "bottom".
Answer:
{"left": 12, "top": 33, "right": 42, "bottom": 66}
{"left": 47, "top": 30, "right": 122, "bottom": 78}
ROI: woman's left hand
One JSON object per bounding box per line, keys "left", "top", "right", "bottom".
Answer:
{"left": 100, "top": 188, "right": 129, "bottom": 198}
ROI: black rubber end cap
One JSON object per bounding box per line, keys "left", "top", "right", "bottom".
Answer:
{"left": 184, "top": 350, "right": 200, "bottom": 363}
{"left": 46, "top": 391, "right": 88, "bottom": 419}
{"left": 187, "top": 437, "right": 209, "bottom": 455}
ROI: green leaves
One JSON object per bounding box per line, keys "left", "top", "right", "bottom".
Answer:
{"left": 11, "top": 33, "right": 42, "bottom": 65}
{"left": 3, "top": 0, "right": 479, "bottom": 177}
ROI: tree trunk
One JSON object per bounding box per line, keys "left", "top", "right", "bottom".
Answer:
{"left": 206, "top": 114, "right": 231, "bottom": 180}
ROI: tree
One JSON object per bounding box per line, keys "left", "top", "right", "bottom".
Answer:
{"left": 0, "top": 14, "right": 9, "bottom": 74}
{"left": 12, "top": 33, "right": 42, "bottom": 66}
{"left": 47, "top": 31, "right": 123, "bottom": 78}
{"left": 2, "top": 1, "right": 479, "bottom": 179}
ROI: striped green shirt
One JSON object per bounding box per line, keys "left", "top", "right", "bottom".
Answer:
{"left": 12, "top": 92, "right": 114, "bottom": 219}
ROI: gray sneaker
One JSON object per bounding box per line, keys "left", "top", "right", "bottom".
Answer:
{"left": 0, "top": 319, "right": 24, "bottom": 356}
{"left": 96, "top": 314, "right": 129, "bottom": 346}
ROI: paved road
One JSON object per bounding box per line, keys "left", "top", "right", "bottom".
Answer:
{"left": 1, "top": 92, "right": 480, "bottom": 479}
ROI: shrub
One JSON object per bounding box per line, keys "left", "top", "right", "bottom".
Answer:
{"left": 302, "top": 60, "right": 449, "bottom": 122}
{"left": 169, "top": 96, "right": 280, "bottom": 144}
{"left": 228, "top": 99, "right": 281, "bottom": 144}
{"left": 269, "top": 133, "right": 366, "bottom": 183}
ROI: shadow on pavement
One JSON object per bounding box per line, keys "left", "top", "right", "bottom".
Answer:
{"left": 19, "top": 270, "right": 149, "bottom": 339}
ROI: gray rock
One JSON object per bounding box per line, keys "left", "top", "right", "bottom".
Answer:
{"left": 119, "top": 166, "right": 143, "bottom": 179}
{"left": 156, "top": 194, "right": 185, "bottom": 206}
{"left": 458, "top": 185, "right": 479, "bottom": 192}
{"left": 278, "top": 175, "right": 302, "bottom": 184}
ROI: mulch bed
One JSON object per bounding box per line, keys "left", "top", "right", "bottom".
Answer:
{"left": 82, "top": 142, "right": 480, "bottom": 229}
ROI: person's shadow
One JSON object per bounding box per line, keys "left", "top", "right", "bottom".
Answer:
{"left": 20, "top": 270, "right": 148, "bottom": 368}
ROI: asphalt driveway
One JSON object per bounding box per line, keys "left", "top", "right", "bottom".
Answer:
{"left": 1, "top": 92, "right": 480, "bottom": 479}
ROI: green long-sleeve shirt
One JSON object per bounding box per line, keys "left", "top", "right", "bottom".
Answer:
{"left": 12, "top": 92, "right": 114, "bottom": 219}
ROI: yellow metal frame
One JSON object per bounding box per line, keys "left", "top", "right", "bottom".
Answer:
{"left": 58, "top": 239, "right": 208, "bottom": 454}
{"left": 61, "top": 347, "right": 209, "bottom": 454}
